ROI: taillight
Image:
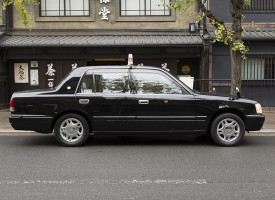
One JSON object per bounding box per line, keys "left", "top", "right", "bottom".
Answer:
{"left": 10, "top": 98, "right": 14, "bottom": 112}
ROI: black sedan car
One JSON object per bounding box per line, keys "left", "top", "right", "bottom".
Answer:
{"left": 9, "top": 65, "right": 265, "bottom": 147}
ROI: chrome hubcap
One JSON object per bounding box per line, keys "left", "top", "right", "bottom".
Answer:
{"left": 217, "top": 118, "right": 240, "bottom": 143}
{"left": 60, "top": 118, "right": 83, "bottom": 143}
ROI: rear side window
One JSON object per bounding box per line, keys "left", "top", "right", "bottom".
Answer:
{"left": 79, "top": 70, "right": 130, "bottom": 94}
{"left": 132, "top": 71, "right": 183, "bottom": 94}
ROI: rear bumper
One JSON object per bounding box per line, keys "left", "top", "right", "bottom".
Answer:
{"left": 245, "top": 114, "right": 265, "bottom": 131}
{"left": 9, "top": 114, "right": 53, "bottom": 133}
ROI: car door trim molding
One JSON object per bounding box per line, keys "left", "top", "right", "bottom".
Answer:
{"left": 93, "top": 116, "right": 196, "bottom": 120}
{"left": 94, "top": 116, "right": 136, "bottom": 119}
{"left": 136, "top": 116, "right": 196, "bottom": 119}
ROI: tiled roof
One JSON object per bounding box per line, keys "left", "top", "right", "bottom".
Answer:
{"left": 242, "top": 30, "right": 275, "bottom": 40}
{"left": 209, "top": 30, "right": 275, "bottom": 40}
{"left": 0, "top": 34, "right": 202, "bottom": 47}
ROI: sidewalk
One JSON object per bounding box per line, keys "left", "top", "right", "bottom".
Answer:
{"left": 0, "top": 109, "right": 275, "bottom": 133}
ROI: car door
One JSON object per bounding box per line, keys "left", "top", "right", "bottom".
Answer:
{"left": 76, "top": 69, "right": 137, "bottom": 133}
{"left": 130, "top": 69, "right": 197, "bottom": 134}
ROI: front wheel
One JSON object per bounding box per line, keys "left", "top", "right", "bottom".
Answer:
{"left": 210, "top": 113, "right": 245, "bottom": 147}
{"left": 54, "top": 113, "right": 90, "bottom": 147}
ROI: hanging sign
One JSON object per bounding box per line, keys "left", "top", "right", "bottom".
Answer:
{"left": 30, "top": 70, "right": 39, "bottom": 86}
{"left": 182, "top": 65, "right": 190, "bottom": 74}
{"left": 31, "top": 61, "right": 38, "bottom": 68}
{"left": 14, "top": 63, "right": 29, "bottom": 83}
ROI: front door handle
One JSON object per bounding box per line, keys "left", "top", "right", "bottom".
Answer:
{"left": 79, "top": 99, "right": 89, "bottom": 105}
{"left": 138, "top": 100, "right": 149, "bottom": 104}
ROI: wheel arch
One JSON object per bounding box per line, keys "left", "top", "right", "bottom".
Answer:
{"left": 207, "top": 108, "right": 246, "bottom": 134}
{"left": 51, "top": 110, "right": 94, "bottom": 133}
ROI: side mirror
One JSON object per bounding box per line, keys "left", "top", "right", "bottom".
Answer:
{"left": 235, "top": 87, "right": 241, "bottom": 98}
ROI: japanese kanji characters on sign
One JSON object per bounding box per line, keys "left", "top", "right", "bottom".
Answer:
{"left": 71, "top": 63, "right": 77, "bottom": 70}
{"left": 161, "top": 63, "right": 170, "bottom": 71}
{"left": 100, "top": 0, "right": 110, "bottom": 3}
{"left": 46, "top": 63, "right": 56, "bottom": 76}
{"left": 99, "top": 7, "right": 110, "bottom": 20}
{"left": 46, "top": 63, "right": 56, "bottom": 88}
{"left": 14, "top": 63, "right": 29, "bottom": 83}
{"left": 99, "top": 0, "right": 111, "bottom": 21}
{"left": 48, "top": 79, "right": 54, "bottom": 88}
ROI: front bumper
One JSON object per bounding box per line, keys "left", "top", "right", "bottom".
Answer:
{"left": 245, "top": 114, "right": 265, "bottom": 131}
{"left": 9, "top": 114, "right": 53, "bottom": 133}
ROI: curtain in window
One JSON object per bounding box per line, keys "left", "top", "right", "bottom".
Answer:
{"left": 242, "top": 57, "right": 265, "bottom": 80}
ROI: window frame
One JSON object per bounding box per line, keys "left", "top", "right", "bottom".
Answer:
{"left": 35, "top": 0, "right": 94, "bottom": 22}
{"left": 242, "top": 0, "right": 275, "bottom": 13}
{"left": 119, "top": 0, "right": 171, "bottom": 17}
{"left": 130, "top": 69, "right": 189, "bottom": 95}
{"left": 77, "top": 69, "right": 133, "bottom": 95}
{"left": 39, "top": 0, "right": 91, "bottom": 17}
{"left": 242, "top": 54, "right": 275, "bottom": 87}
{"left": 115, "top": 0, "right": 176, "bottom": 22}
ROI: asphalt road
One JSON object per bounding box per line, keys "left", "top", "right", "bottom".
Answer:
{"left": 0, "top": 134, "right": 274, "bottom": 200}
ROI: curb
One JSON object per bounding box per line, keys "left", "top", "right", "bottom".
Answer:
{"left": 0, "top": 130, "right": 35, "bottom": 133}
{"left": 250, "top": 129, "right": 275, "bottom": 133}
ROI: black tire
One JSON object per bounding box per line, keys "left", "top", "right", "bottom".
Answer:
{"left": 54, "top": 113, "right": 90, "bottom": 147}
{"left": 210, "top": 113, "right": 245, "bottom": 147}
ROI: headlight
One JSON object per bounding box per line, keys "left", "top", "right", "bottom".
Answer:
{"left": 255, "top": 103, "right": 262, "bottom": 114}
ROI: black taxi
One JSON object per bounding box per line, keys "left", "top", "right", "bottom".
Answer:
{"left": 9, "top": 65, "right": 265, "bottom": 147}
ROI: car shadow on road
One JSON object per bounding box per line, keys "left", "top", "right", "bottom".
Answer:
{"left": 87, "top": 135, "right": 213, "bottom": 147}
{"left": 13, "top": 134, "right": 274, "bottom": 147}
{"left": 16, "top": 134, "right": 214, "bottom": 147}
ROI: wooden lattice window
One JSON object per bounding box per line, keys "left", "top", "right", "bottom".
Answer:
{"left": 40, "top": 0, "right": 90, "bottom": 17}
{"left": 120, "top": 0, "right": 171, "bottom": 16}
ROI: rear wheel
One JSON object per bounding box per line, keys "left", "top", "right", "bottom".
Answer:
{"left": 210, "top": 113, "right": 245, "bottom": 147}
{"left": 54, "top": 113, "right": 90, "bottom": 147}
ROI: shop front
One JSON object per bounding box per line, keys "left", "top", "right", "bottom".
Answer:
{"left": 0, "top": 34, "right": 204, "bottom": 104}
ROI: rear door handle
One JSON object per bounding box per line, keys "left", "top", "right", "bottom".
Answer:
{"left": 138, "top": 100, "right": 149, "bottom": 104}
{"left": 79, "top": 99, "right": 89, "bottom": 105}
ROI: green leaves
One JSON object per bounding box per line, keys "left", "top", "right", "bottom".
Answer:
{"left": 160, "top": 0, "right": 194, "bottom": 13}
{"left": 244, "top": 0, "right": 251, "bottom": 6}
{"left": 232, "top": 42, "right": 249, "bottom": 59}
{"left": 1, "top": 0, "right": 39, "bottom": 28}
{"left": 251, "top": 21, "right": 260, "bottom": 31}
{"left": 212, "top": 20, "right": 232, "bottom": 45}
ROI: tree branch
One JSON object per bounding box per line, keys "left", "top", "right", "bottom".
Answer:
{"left": 196, "top": 0, "right": 229, "bottom": 39}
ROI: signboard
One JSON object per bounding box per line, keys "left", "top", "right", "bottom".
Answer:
{"left": 31, "top": 61, "right": 38, "bottom": 68}
{"left": 14, "top": 63, "right": 29, "bottom": 83}
{"left": 178, "top": 75, "right": 194, "bottom": 89}
{"left": 30, "top": 70, "right": 39, "bottom": 86}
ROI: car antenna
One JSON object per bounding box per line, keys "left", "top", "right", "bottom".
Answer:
{"left": 128, "top": 54, "right": 133, "bottom": 69}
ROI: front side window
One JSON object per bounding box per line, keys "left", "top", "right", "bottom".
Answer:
{"left": 79, "top": 71, "right": 130, "bottom": 94}
{"left": 132, "top": 71, "right": 182, "bottom": 94}
{"left": 120, "top": 0, "right": 171, "bottom": 16}
{"left": 40, "top": 0, "right": 90, "bottom": 17}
